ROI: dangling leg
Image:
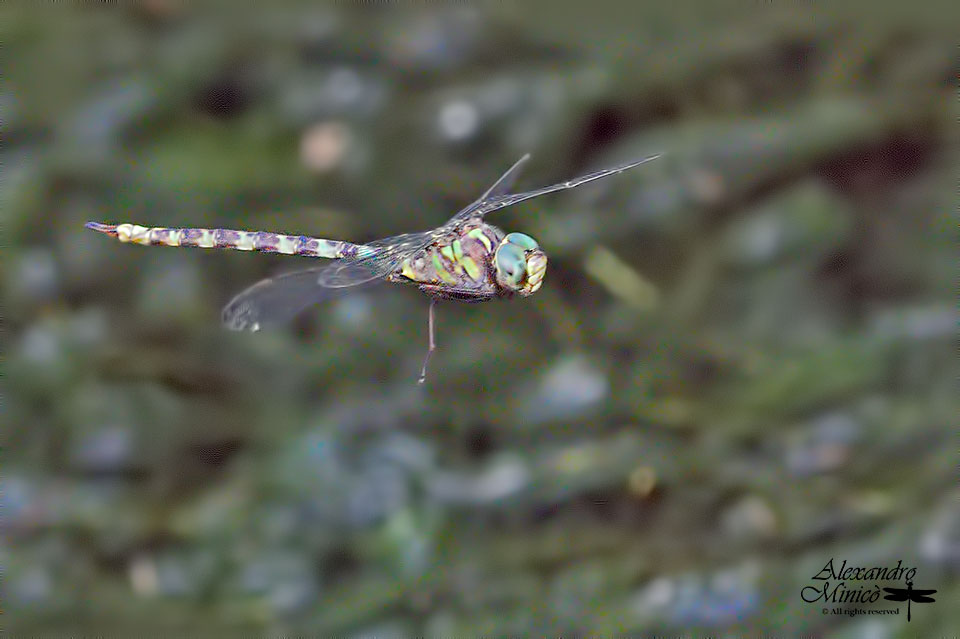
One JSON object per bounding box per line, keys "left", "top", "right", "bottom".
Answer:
{"left": 418, "top": 298, "right": 437, "bottom": 385}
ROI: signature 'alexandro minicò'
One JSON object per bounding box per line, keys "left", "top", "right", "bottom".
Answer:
{"left": 87, "top": 153, "right": 661, "bottom": 383}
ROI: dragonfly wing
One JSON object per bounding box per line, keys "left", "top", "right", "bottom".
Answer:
{"left": 444, "top": 155, "right": 532, "bottom": 226}
{"left": 317, "top": 230, "right": 435, "bottom": 288}
{"left": 222, "top": 230, "right": 432, "bottom": 328}
{"left": 478, "top": 154, "right": 531, "bottom": 201}
{"left": 478, "top": 154, "right": 664, "bottom": 216}
{"left": 222, "top": 265, "right": 372, "bottom": 331}
{"left": 448, "top": 153, "right": 663, "bottom": 225}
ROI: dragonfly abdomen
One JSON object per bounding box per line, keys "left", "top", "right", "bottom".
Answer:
{"left": 85, "top": 222, "right": 358, "bottom": 259}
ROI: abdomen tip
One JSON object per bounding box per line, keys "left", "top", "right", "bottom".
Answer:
{"left": 85, "top": 221, "right": 118, "bottom": 236}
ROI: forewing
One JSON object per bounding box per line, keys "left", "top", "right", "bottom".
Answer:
{"left": 445, "top": 154, "right": 531, "bottom": 225}
{"left": 222, "top": 266, "right": 374, "bottom": 331}
{"left": 448, "top": 153, "right": 663, "bottom": 225}
{"left": 478, "top": 154, "right": 531, "bottom": 201}
{"left": 316, "top": 230, "right": 435, "bottom": 288}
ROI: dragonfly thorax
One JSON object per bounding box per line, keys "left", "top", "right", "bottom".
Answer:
{"left": 393, "top": 222, "right": 546, "bottom": 301}
{"left": 494, "top": 232, "right": 547, "bottom": 296}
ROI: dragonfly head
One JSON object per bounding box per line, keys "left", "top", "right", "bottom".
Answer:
{"left": 494, "top": 232, "right": 547, "bottom": 296}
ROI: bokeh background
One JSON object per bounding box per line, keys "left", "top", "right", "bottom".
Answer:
{"left": 4, "top": 2, "right": 957, "bottom": 636}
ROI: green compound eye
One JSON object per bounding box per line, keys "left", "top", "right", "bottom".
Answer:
{"left": 503, "top": 232, "right": 539, "bottom": 251}
{"left": 495, "top": 243, "right": 526, "bottom": 287}
{"left": 495, "top": 233, "right": 544, "bottom": 291}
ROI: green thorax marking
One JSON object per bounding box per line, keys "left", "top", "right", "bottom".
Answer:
{"left": 399, "top": 223, "right": 503, "bottom": 290}
{"left": 432, "top": 252, "right": 458, "bottom": 285}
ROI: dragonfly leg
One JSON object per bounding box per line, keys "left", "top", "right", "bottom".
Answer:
{"left": 418, "top": 299, "right": 437, "bottom": 385}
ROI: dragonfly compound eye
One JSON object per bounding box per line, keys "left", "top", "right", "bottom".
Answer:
{"left": 495, "top": 242, "right": 526, "bottom": 288}
{"left": 503, "top": 232, "right": 539, "bottom": 251}
{"left": 495, "top": 233, "right": 546, "bottom": 294}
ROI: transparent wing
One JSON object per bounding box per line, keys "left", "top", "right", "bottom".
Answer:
{"left": 447, "top": 153, "right": 663, "bottom": 225}
{"left": 222, "top": 266, "right": 375, "bottom": 331}
{"left": 477, "top": 153, "right": 531, "bottom": 201}
{"left": 223, "top": 230, "right": 436, "bottom": 330}
{"left": 445, "top": 154, "right": 531, "bottom": 226}
{"left": 317, "top": 230, "right": 436, "bottom": 288}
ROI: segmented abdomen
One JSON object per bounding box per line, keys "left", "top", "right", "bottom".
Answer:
{"left": 85, "top": 222, "right": 361, "bottom": 259}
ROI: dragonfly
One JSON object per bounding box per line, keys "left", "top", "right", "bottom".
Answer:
{"left": 882, "top": 581, "right": 937, "bottom": 622}
{"left": 87, "top": 152, "right": 661, "bottom": 382}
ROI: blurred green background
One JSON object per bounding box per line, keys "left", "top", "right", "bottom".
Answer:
{"left": 4, "top": 2, "right": 957, "bottom": 637}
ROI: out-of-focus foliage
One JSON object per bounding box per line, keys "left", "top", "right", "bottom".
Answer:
{"left": 3, "top": 2, "right": 957, "bottom": 637}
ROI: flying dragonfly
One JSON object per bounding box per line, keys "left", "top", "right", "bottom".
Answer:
{"left": 87, "top": 152, "right": 661, "bottom": 383}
